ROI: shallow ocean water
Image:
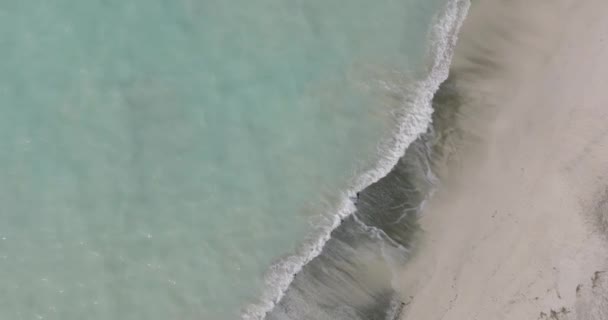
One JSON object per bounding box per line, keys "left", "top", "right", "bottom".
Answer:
{"left": 0, "top": 1, "right": 450, "bottom": 319}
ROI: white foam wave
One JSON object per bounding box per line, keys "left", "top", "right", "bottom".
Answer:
{"left": 242, "top": 1, "right": 470, "bottom": 319}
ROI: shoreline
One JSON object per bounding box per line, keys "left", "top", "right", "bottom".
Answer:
{"left": 244, "top": 1, "right": 471, "bottom": 319}
{"left": 397, "top": 0, "right": 608, "bottom": 319}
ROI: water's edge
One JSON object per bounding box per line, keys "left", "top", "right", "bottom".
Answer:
{"left": 243, "top": 1, "right": 471, "bottom": 319}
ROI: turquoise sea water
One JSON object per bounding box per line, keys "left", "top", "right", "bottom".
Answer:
{"left": 1, "top": 1, "right": 453, "bottom": 319}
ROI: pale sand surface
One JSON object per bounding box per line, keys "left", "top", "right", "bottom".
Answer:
{"left": 398, "top": 1, "right": 608, "bottom": 319}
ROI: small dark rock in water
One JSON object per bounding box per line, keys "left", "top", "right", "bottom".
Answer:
{"left": 350, "top": 192, "right": 361, "bottom": 205}
{"left": 350, "top": 192, "right": 359, "bottom": 205}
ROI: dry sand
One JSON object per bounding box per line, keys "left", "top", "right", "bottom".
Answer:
{"left": 398, "top": 1, "right": 608, "bottom": 319}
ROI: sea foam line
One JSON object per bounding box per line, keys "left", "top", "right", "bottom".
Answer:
{"left": 242, "top": 1, "right": 470, "bottom": 319}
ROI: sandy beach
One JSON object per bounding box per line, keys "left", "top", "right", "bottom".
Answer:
{"left": 397, "top": 0, "right": 608, "bottom": 319}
